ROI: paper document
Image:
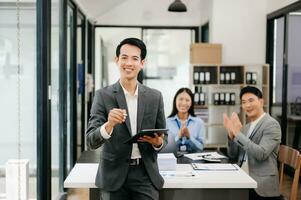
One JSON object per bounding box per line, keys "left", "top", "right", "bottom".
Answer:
{"left": 184, "top": 152, "right": 227, "bottom": 161}
{"left": 191, "top": 163, "right": 238, "bottom": 171}
{"left": 160, "top": 171, "right": 196, "bottom": 177}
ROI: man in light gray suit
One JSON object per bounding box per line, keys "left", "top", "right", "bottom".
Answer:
{"left": 86, "top": 38, "right": 167, "bottom": 200}
{"left": 223, "top": 86, "right": 281, "bottom": 200}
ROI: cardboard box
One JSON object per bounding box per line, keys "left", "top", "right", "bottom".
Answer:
{"left": 6, "top": 159, "right": 29, "bottom": 200}
{"left": 190, "top": 43, "right": 222, "bottom": 64}
{"left": 158, "top": 153, "right": 176, "bottom": 171}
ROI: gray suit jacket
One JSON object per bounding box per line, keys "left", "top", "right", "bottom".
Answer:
{"left": 228, "top": 113, "right": 281, "bottom": 197}
{"left": 86, "top": 81, "right": 167, "bottom": 191}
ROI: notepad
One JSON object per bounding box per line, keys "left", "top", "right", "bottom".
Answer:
{"left": 191, "top": 163, "right": 238, "bottom": 171}
{"left": 184, "top": 152, "right": 226, "bottom": 161}
{"left": 160, "top": 171, "right": 196, "bottom": 177}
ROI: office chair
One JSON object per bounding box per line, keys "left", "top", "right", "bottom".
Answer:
{"left": 278, "top": 145, "right": 301, "bottom": 200}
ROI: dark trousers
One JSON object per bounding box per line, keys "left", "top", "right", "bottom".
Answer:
{"left": 101, "top": 163, "right": 159, "bottom": 200}
{"left": 249, "top": 189, "right": 281, "bottom": 200}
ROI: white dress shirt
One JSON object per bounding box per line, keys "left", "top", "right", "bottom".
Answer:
{"left": 99, "top": 81, "right": 163, "bottom": 159}
{"left": 121, "top": 83, "right": 141, "bottom": 159}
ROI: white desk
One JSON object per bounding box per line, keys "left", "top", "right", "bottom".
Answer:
{"left": 64, "top": 163, "right": 257, "bottom": 200}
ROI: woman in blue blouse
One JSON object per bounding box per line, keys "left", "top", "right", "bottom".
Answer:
{"left": 166, "top": 88, "right": 205, "bottom": 153}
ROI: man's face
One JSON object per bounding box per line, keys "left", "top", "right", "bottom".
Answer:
{"left": 115, "top": 44, "right": 144, "bottom": 81}
{"left": 241, "top": 93, "right": 264, "bottom": 121}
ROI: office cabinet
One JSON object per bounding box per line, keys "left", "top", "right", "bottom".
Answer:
{"left": 191, "top": 64, "right": 269, "bottom": 149}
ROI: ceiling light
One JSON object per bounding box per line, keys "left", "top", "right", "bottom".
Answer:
{"left": 168, "top": 0, "right": 187, "bottom": 12}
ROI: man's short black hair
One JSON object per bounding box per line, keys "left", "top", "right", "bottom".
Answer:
{"left": 116, "top": 38, "right": 147, "bottom": 60}
{"left": 240, "top": 86, "right": 263, "bottom": 99}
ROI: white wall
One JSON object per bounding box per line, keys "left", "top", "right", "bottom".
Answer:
{"left": 266, "top": 0, "right": 299, "bottom": 14}
{"left": 210, "top": 0, "right": 267, "bottom": 64}
{"left": 199, "top": 0, "right": 213, "bottom": 26}
{"left": 197, "top": 0, "right": 300, "bottom": 65}
{"left": 95, "top": 0, "right": 202, "bottom": 26}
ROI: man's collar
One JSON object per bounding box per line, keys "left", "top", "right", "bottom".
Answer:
{"left": 251, "top": 112, "right": 266, "bottom": 125}
{"left": 119, "top": 80, "right": 138, "bottom": 96}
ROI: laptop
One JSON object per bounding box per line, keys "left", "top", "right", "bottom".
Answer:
{"left": 160, "top": 134, "right": 177, "bottom": 155}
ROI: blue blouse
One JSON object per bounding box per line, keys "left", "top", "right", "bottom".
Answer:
{"left": 166, "top": 114, "right": 205, "bottom": 153}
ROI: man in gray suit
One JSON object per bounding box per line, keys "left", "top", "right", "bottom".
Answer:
{"left": 86, "top": 38, "right": 167, "bottom": 200}
{"left": 223, "top": 86, "right": 281, "bottom": 200}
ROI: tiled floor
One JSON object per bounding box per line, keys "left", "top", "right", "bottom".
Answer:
{"left": 67, "top": 173, "right": 301, "bottom": 200}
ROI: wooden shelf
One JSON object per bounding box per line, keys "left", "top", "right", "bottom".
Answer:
{"left": 194, "top": 105, "right": 208, "bottom": 109}
{"left": 206, "top": 104, "right": 240, "bottom": 107}
{"left": 191, "top": 64, "right": 270, "bottom": 146}
{"left": 218, "top": 84, "right": 244, "bottom": 87}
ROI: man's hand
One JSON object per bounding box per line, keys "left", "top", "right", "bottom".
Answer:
{"left": 105, "top": 108, "right": 127, "bottom": 134}
{"left": 229, "top": 112, "right": 242, "bottom": 137}
{"left": 223, "top": 113, "right": 235, "bottom": 139}
{"left": 138, "top": 133, "right": 164, "bottom": 147}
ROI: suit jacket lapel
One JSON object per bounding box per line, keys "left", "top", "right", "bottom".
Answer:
{"left": 243, "top": 124, "right": 250, "bottom": 135}
{"left": 113, "top": 82, "right": 132, "bottom": 135}
{"left": 248, "top": 113, "right": 268, "bottom": 140}
{"left": 137, "top": 83, "right": 146, "bottom": 133}
{"left": 239, "top": 114, "right": 267, "bottom": 163}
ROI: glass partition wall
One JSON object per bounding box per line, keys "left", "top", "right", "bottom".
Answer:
{"left": 143, "top": 29, "right": 193, "bottom": 115}
{"left": 76, "top": 12, "right": 86, "bottom": 154}
{"left": 51, "top": 0, "right": 60, "bottom": 198}
{"left": 286, "top": 11, "right": 301, "bottom": 150}
{"left": 95, "top": 27, "right": 196, "bottom": 115}
{"left": 0, "top": 0, "right": 87, "bottom": 199}
{"left": 66, "top": 3, "right": 74, "bottom": 174}
{"left": 0, "top": 1, "right": 37, "bottom": 198}
{"left": 270, "top": 17, "right": 284, "bottom": 137}
{"left": 267, "top": 2, "right": 301, "bottom": 149}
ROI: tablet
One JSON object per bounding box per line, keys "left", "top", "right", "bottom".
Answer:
{"left": 124, "top": 128, "right": 168, "bottom": 144}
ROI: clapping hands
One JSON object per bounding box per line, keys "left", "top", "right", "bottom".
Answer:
{"left": 178, "top": 120, "right": 190, "bottom": 139}
{"left": 223, "top": 112, "right": 242, "bottom": 139}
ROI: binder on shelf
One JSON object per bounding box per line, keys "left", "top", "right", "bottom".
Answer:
{"left": 205, "top": 72, "right": 210, "bottom": 84}
{"left": 219, "top": 93, "right": 225, "bottom": 105}
{"left": 225, "top": 72, "right": 230, "bottom": 84}
{"left": 213, "top": 93, "right": 219, "bottom": 105}
{"left": 252, "top": 72, "right": 257, "bottom": 85}
{"left": 199, "top": 72, "right": 205, "bottom": 84}
{"left": 220, "top": 72, "right": 225, "bottom": 84}
{"left": 200, "top": 93, "right": 205, "bottom": 105}
{"left": 230, "top": 72, "right": 236, "bottom": 84}
{"left": 225, "top": 93, "right": 230, "bottom": 105}
{"left": 194, "top": 86, "right": 200, "bottom": 105}
{"left": 230, "top": 93, "right": 236, "bottom": 105}
{"left": 194, "top": 71, "right": 199, "bottom": 84}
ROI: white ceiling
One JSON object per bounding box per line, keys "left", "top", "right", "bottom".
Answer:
{"left": 74, "top": 0, "right": 203, "bottom": 26}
